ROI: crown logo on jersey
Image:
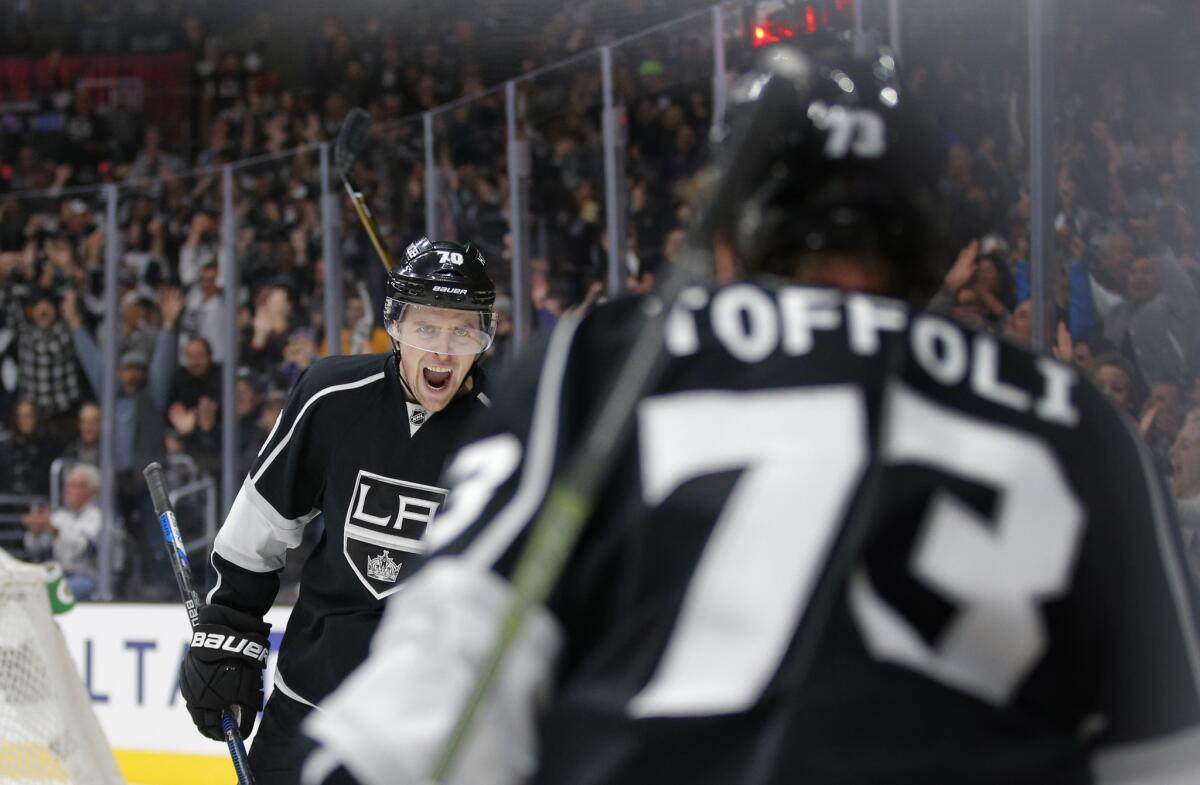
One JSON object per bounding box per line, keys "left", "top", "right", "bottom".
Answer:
{"left": 366, "top": 550, "right": 402, "bottom": 583}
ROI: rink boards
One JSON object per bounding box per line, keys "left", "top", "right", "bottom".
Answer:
{"left": 56, "top": 603, "right": 293, "bottom": 785}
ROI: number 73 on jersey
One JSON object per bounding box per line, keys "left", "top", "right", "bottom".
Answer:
{"left": 435, "top": 382, "right": 1083, "bottom": 718}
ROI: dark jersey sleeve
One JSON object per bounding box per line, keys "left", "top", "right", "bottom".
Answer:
{"left": 422, "top": 314, "right": 592, "bottom": 579}
{"left": 1081, "top": 389, "right": 1200, "bottom": 780}
{"left": 206, "top": 362, "right": 343, "bottom": 620}
{"left": 427, "top": 289, "right": 661, "bottom": 573}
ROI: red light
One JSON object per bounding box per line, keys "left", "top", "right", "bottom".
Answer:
{"left": 0, "top": 165, "right": 11, "bottom": 180}
{"left": 752, "top": 20, "right": 794, "bottom": 47}
{"left": 805, "top": 5, "right": 817, "bottom": 33}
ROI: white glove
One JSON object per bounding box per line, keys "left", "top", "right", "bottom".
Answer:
{"left": 303, "top": 557, "right": 563, "bottom": 785}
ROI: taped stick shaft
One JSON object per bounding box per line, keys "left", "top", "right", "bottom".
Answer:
{"left": 342, "top": 180, "right": 396, "bottom": 271}
{"left": 143, "top": 462, "right": 257, "bottom": 785}
{"left": 335, "top": 108, "right": 397, "bottom": 273}
{"left": 145, "top": 462, "right": 201, "bottom": 625}
{"left": 144, "top": 461, "right": 172, "bottom": 516}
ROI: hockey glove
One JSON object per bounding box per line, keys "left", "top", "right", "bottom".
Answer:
{"left": 180, "top": 609, "right": 270, "bottom": 741}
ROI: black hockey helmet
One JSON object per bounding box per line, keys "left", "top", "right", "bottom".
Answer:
{"left": 700, "top": 44, "right": 948, "bottom": 302}
{"left": 383, "top": 237, "right": 497, "bottom": 356}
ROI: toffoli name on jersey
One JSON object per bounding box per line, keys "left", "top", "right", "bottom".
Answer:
{"left": 665, "top": 285, "right": 1079, "bottom": 428}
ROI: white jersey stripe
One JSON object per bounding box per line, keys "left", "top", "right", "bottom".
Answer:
{"left": 205, "top": 551, "right": 224, "bottom": 605}
{"left": 274, "top": 670, "right": 320, "bottom": 710}
{"left": 252, "top": 371, "right": 386, "bottom": 485}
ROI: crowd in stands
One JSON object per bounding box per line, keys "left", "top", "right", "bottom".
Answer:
{"left": 1, "top": 0, "right": 1199, "bottom": 597}
{"left": 0, "top": 0, "right": 720, "bottom": 598}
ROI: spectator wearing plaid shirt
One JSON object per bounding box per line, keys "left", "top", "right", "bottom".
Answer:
{"left": 14, "top": 288, "right": 83, "bottom": 442}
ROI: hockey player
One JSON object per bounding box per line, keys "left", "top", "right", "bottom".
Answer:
{"left": 303, "top": 48, "right": 1200, "bottom": 785}
{"left": 178, "top": 237, "right": 496, "bottom": 783}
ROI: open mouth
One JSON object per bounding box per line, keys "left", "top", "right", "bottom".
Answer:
{"left": 422, "top": 366, "right": 453, "bottom": 392}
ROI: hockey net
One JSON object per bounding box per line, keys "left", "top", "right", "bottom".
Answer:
{"left": 0, "top": 550, "right": 124, "bottom": 785}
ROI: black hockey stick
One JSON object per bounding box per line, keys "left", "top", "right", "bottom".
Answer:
{"left": 335, "top": 107, "right": 396, "bottom": 272}
{"left": 144, "top": 462, "right": 256, "bottom": 785}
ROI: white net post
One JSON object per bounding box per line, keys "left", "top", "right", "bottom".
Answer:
{"left": 0, "top": 550, "right": 124, "bottom": 785}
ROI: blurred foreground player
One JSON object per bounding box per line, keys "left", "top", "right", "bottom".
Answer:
{"left": 178, "top": 238, "right": 496, "bottom": 783}
{"left": 304, "top": 48, "right": 1200, "bottom": 785}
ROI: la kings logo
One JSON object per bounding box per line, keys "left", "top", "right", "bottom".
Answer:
{"left": 344, "top": 469, "right": 448, "bottom": 599}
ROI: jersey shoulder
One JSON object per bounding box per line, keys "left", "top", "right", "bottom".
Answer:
{"left": 267, "top": 353, "right": 394, "bottom": 435}
{"left": 572, "top": 295, "right": 654, "bottom": 356}
{"left": 287, "top": 352, "right": 391, "bottom": 402}
{"left": 301, "top": 352, "right": 391, "bottom": 387}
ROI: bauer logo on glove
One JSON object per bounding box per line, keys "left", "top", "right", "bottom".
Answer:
{"left": 191, "top": 631, "right": 270, "bottom": 663}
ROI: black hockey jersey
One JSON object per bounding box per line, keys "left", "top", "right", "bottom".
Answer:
{"left": 429, "top": 282, "right": 1200, "bottom": 785}
{"left": 207, "top": 352, "right": 488, "bottom": 707}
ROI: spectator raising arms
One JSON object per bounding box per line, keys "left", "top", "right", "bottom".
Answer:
{"left": 1090, "top": 249, "right": 1200, "bottom": 387}
{"left": 168, "top": 393, "right": 223, "bottom": 480}
{"left": 64, "top": 286, "right": 183, "bottom": 599}
{"left": 11, "top": 288, "right": 84, "bottom": 441}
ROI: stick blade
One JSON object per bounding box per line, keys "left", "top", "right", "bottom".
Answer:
{"left": 335, "top": 108, "right": 372, "bottom": 177}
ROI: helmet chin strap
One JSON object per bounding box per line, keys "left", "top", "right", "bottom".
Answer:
{"left": 389, "top": 339, "right": 418, "bottom": 404}
{"left": 391, "top": 340, "right": 421, "bottom": 404}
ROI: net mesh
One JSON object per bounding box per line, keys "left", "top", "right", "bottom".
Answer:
{"left": 0, "top": 551, "right": 124, "bottom": 785}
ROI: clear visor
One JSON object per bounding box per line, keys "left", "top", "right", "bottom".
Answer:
{"left": 385, "top": 302, "right": 496, "bottom": 356}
